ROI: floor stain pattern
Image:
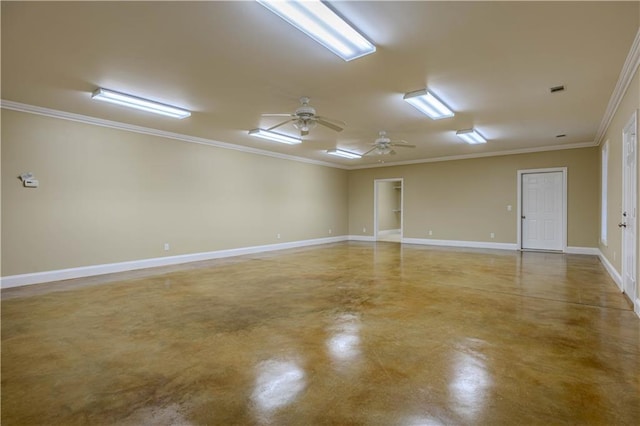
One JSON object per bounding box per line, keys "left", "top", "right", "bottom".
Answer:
{"left": 2, "top": 242, "right": 639, "bottom": 425}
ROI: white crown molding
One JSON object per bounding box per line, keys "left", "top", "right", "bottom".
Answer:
{"left": 1, "top": 235, "right": 349, "bottom": 288}
{"left": 349, "top": 141, "right": 597, "bottom": 170}
{"left": 3, "top": 99, "right": 600, "bottom": 172}
{"left": 594, "top": 27, "right": 640, "bottom": 145}
{"left": 0, "top": 100, "right": 347, "bottom": 170}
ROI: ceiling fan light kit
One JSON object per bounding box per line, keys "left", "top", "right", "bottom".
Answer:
{"left": 361, "top": 130, "right": 416, "bottom": 156}
{"left": 260, "top": 97, "right": 345, "bottom": 138}
{"left": 256, "top": 0, "right": 376, "bottom": 62}
{"left": 456, "top": 128, "right": 487, "bottom": 144}
{"left": 403, "top": 89, "right": 455, "bottom": 120}
{"left": 249, "top": 128, "right": 302, "bottom": 145}
{"left": 326, "top": 148, "right": 361, "bottom": 159}
{"left": 91, "top": 88, "right": 191, "bottom": 119}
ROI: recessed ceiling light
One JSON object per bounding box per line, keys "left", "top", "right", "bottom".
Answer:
{"left": 456, "top": 128, "right": 487, "bottom": 144}
{"left": 249, "top": 128, "right": 302, "bottom": 145}
{"left": 326, "top": 148, "right": 361, "bottom": 159}
{"left": 256, "top": 0, "right": 375, "bottom": 62}
{"left": 403, "top": 89, "right": 455, "bottom": 120}
{"left": 550, "top": 85, "right": 565, "bottom": 93}
{"left": 91, "top": 88, "right": 191, "bottom": 119}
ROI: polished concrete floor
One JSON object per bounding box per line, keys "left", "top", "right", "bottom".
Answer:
{"left": 2, "top": 242, "right": 639, "bottom": 425}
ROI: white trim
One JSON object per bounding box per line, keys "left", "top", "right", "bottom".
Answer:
{"left": 350, "top": 141, "right": 596, "bottom": 170}
{"left": 565, "top": 247, "right": 600, "bottom": 255}
{"left": 1, "top": 236, "right": 347, "bottom": 289}
{"left": 595, "top": 28, "right": 640, "bottom": 145}
{"left": 377, "top": 229, "right": 401, "bottom": 236}
{"left": 517, "top": 167, "right": 568, "bottom": 252}
{"left": 598, "top": 249, "right": 623, "bottom": 291}
{"left": 348, "top": 235, "right": 376, "bottom": 242}
{"left": 402, "top": 238, "right": 518, "bottom": 251}
{"left": 0, "top": 100, "right": 345, "bottom": 170}
{"left": 635, "top": 298, "right": 640, "bottom": 318}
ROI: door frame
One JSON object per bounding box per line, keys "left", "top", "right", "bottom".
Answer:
{"left": 374, "top": 178, "right": 404, "bottom": 241}
{"left": 516, "top": 167, "right": 567, "bottom": 251}
{"left": 621, "top": 110, "right": 638, "bottom": 314}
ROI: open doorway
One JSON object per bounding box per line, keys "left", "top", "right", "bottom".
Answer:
{"left": 374, "top": 178, "right": 403, "bottom": 242}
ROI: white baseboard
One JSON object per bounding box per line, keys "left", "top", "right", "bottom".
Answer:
{"left": 1, "top": 236, "right": 348, "bottom": 289}
{"left": 348, "top": 235, "right": 376, "bottom": 242}
{"left": 402, "top": 237, "right": 518, "bottom": 251}
{"left": 377, "top": 229, "right": 401, "bottom": 236}
{"left": 598, "top": 249, "right": 623, "bottom": 291}
{"left": 565, "top": 246, "right": 600, "bottom": 255}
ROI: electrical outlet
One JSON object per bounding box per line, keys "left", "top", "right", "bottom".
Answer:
{"left": 329, "top": 228, "right": 332, "bottom": 235}
{"left": 490, "top": 232, "right": 495, "bottom": 239}
{"left": 428, "top": 230, "right": 433, "bottom": 236}
{"left": 164, "top": 243, "right": 170, "bottom": 251}
{"left": 277, "top": 233, "right": 281, "bottom": 239}
{"left": 363, "top": 227, "right": 366, "bottom": 233}
{"left": 507, "top": 205, "right": 512, "bottom": 211}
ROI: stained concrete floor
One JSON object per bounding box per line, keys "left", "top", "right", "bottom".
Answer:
{"left": 1, "top": 242, "right": 639, "bottom": 425}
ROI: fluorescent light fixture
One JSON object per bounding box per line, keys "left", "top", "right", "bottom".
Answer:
{"left": 249, "top": 128, "right": 302, "bottom": 145}
{"left": 256, "top": 0, "right": 375, "bottom": 61}
{"left": 456, "top": 128, "right": 487, "bottom": 144}
{"left": 403, "top": 89, "right": 454, "bottom": 120}
{"left": 326, "top": 148, "right": 361, "bottom": 159}
{"left": 91, "top": 88, "right": 191, "bottom": 119}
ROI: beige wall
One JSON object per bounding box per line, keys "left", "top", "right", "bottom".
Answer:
{"left": 0, "top": 108, "right": 609, "bottom": 278}
{"left": 1, "top": 110, "right": 349, "bottom": 276}
{"left": 599, "top": 66, "right": 640, "bottom": 273}
{"left": 349, "top": 147, "right": 599, "bottom": 247}
{"left": 377, "top": 181, "right": 401, "bottom": 231}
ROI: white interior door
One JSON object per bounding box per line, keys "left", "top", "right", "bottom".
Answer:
{"left": 621, "top": 112, "right": 637, "bottom": 302}
{"left": 521, "top": 172, "right": 564, "bottom": 251}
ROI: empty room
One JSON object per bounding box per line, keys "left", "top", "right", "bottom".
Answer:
{"left": 2, "top": 1, "right": 639, "bottom": 425}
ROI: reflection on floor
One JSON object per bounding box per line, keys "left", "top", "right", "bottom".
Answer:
{"left": 2, "top": 242, "right": 639, "bottom": 425}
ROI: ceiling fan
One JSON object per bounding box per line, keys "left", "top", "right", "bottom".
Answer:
{"left": 262, "top": 97, "right": 345, "bottom": 137}
{"left": 363, "top": 131, "right": 416, "bottom": 156}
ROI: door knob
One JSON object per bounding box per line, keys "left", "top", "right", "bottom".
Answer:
{"left": 618, "top": 222, "right": 627, "bottom": 228}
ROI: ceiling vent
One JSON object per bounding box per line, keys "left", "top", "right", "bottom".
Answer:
{"left": 550, "top": 85, "right": 565, "bottom": 93}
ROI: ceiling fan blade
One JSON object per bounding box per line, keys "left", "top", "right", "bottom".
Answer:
{"left": 316, "top": 119, "right": 344, "bottom": 132}
{"left": 267, "top": 118, "right": 295, "bottom": 131}
{"left": 316, "top": 116, "right": 346, "bottom": 126}
{"left": 362, "top": 147, "right": 379, "bottom": 156}
{"left": 262, "top": 113, "right": 295, "bottom": 117}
